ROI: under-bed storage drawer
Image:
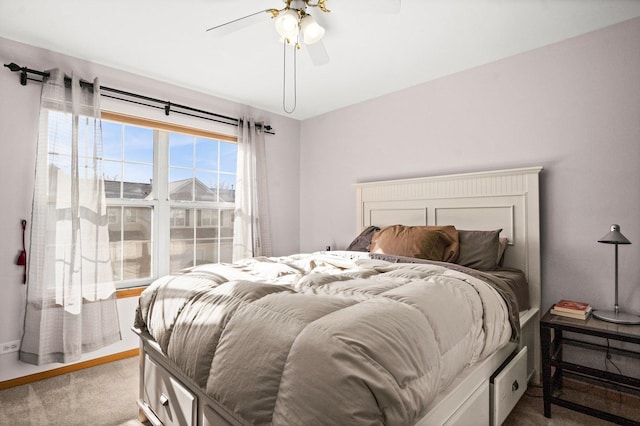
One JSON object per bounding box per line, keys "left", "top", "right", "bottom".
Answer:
{"left": 144, "top": 354, "right": 196, "bottom": 426}
{"left": 443, "top": 380, "right": 489, "bottom": 426}
{"left": 490, "top": 346, "right": 527, "bottom": 426}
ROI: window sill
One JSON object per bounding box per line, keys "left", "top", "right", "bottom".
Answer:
{"left": 116, "top": 286, "right": 146, "bottom": 299}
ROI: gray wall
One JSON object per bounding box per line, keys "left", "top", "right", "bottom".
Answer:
{"left": 0, "top": 37, "right": 301, "bottom": 380}
{"left": 299, "top": 17, "right": 640, "bottom": 317}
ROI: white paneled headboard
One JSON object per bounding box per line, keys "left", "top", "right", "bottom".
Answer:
{"left": 354, "top": 166, "right": 543, "bottom": 314}
{"left": 354, "top": 167, "right": 544, "bottom": 383}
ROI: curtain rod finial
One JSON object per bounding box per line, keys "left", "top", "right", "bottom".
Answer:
{"left": 4, "top": 62, "right": 22, "bottom": 72}
{"left": 5, "top": 63, "right": 29, "bottom": 85}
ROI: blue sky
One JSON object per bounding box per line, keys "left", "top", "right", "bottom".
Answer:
{"left": 103, "top": 121, "right": 153, "bottom": 164}
{"left": 102, "top": 120, "right": 236, "bottom": 189}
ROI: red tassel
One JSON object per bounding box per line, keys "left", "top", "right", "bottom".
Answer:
{"left": 17, "top": 220, "right": 27, "bottom": 284}
{"left": 16, "top": 250, "right": 26, "bottom": 266}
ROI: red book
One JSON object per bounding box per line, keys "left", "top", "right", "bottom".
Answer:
{"left": 554, "top": 299, "right": 591, "bottom": 313}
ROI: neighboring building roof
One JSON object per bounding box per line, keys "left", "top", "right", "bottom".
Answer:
{"left": 105, "top": 177, "right": 234, "bottom": 202}
{"left": 105, "top": 180, "right": 151, "bottom": 199}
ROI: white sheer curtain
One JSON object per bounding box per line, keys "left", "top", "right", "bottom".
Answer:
{"left": 232, "top": 118, "right": 272, "bottom": 261}
{"left": 19, "top": 69, "right": 121, "bottom": 365}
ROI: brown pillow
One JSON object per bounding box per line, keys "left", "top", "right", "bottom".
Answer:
{"left": 368, "top": 225, "right": 459, "bottom": 262}
{"left": 456, "top": 229, "right": 502, "bottom": 270}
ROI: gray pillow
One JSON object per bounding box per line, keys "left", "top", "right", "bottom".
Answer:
{"left": 497, "top": 236, "right": 509, "bottom": 266}
{"left": 456, "top": 229, "right": 502, "bottom": 270}
{"left": 346, "top": 226, "right": 380, "bottom": 251}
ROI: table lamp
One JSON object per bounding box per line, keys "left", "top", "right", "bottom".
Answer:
{"left": 594, "top": 224, "right": 640, "bottom": 324}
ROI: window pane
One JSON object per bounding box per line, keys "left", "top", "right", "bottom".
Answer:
{"left": 102, "top": 121, "right": 122, "bottom": 160}
{"left": 170, "top": 208, "right": 187, "bottom": 227}
{"left": 196, "top": 238, "right": 217, "bottom": 266}
{"left": 195, "top": 138, "right": 218, "bottom": 171}
{"left": 78, "top": 155, "right": 98, "bottom": 180}
{"left": 108, "top": 206, "right": 123, "bottom": 281}
{"left": 195, "top": 171, "right": 217, "bottom": 202}
{"left": 196, "top": 208, "right": 217, "bottom": 265}
{"left": 219, "top": 141, "right": 237, "bottom": 173}
{"left": 108, "top": 206, "right": 153, "bottom": 282}
{"left": 219, "top": 239, "right": 233, "bottom": 263}
{"left": 103, "top": 160, "right": 122, "bottom": 198}
{"left": 103, "top": 122, "right": 154, "bottom": 201}
{"left": 77, "top": 117, "right": 101, "bottom": 161}
{"left": 220, "top": 209, "right": 234, "bottom": 238}
{"left": 47, "top": 111, "right": 72, "bottom": 157}
{"left": 196, "top": 209, "right": 217, "bottom": 236}
{"left": 169, "top": 168, "right": 194, "bottom": 201}
{"left": 103, "top": 113, "right": 237, "bottom": 287}
{"left": 170, "top": 240, "right": 194, "bottom": 273}
{"left": 123, "top": 164, "right": 153, "bottom": 199}
{"left": 123, "top": 207, "right": 152, "bottom": 280}
{"left": 170, "top": 208, "right": 194, "bottom": 272}
{"left": 124, "top": 125, "right": 154, "bottom": 163}
{"left": 49, "top": 153, "right": 71, "bottom": 175}
{"left": 219, "top": 173, "right": 236, "bottom": 203}
{"left": 170, "top": 208, "right": 192, "bottom": 232}
{"left": 169, "top": 133, "right": 193, "bottom": 168}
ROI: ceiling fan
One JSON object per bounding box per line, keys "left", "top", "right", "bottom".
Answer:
{"left": 206, "top": 0, "right": 334, "bottom": 67}
{"left": 206, "top": 0, "right": 401, "bottom": 113}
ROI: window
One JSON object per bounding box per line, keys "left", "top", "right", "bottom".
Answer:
{"left": 101, "top": 112, "right": 237, "bottom": 288}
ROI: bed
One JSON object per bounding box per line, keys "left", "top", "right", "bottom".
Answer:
{"left": 133, "top": 166, "right": 543, "bottom": 426}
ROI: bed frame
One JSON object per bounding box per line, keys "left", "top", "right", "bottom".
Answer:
{"left": 135, "top": 166, "right": 543, "bottom": 426}
{"left": 355, "top": 166, "right": 542, "bottom": 425}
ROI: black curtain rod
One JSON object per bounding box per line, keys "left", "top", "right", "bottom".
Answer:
{"left": 4, "top": 62, "right": 274, "bottom": 135}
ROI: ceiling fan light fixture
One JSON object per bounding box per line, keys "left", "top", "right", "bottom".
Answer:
{"left": 275, "top": 9, "right": 300, "bottom": 41}
{"left": 300, "top": 14, "right": 325, "bottom": 44}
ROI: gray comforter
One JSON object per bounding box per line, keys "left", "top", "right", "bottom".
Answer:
{"left": 135, "top": 252, "right": 516, "bottom": 425}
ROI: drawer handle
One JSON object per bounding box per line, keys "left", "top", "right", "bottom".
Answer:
{"left": 511, "top": 380, "right": 519, "bottom": 392}
{"left": 160, "top": 393, "right": 169, "bottom": 407}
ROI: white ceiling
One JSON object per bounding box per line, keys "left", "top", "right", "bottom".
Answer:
{"left": 2, "top": 0, "right": 640, "bottom": 120}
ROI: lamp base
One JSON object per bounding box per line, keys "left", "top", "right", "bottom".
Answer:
{"left": 593, "top": 310, "right": 640, "bottom": 325}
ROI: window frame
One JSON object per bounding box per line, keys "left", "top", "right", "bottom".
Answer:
{"left": 101, "top": 111, "right": 237, "bottom": 290}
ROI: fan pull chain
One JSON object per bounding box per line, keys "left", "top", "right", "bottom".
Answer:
{"left": 282, "top": 40, "right": 297, "bottom": 114}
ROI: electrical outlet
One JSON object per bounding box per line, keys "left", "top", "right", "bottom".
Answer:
{"left": 0, "top": 340, "right": 21, "bottom": 354}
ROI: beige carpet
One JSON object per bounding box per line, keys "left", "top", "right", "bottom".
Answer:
{"left": 0, "top": 356, "right": 630, "bottom": 425}
{"left": 0, "top": 357, "right": 145, "bottom": 426}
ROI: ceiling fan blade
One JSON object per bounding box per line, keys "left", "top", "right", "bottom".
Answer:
{"left": 306, "top": 40, "right": 330, "bottom": 66}
{"left": 206, "top": 9, "right": 271, "bottom": 36}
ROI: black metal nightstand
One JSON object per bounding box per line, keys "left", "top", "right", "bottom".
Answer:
{"left": 540, "top": 308, "right": 640, "bottom": 425}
